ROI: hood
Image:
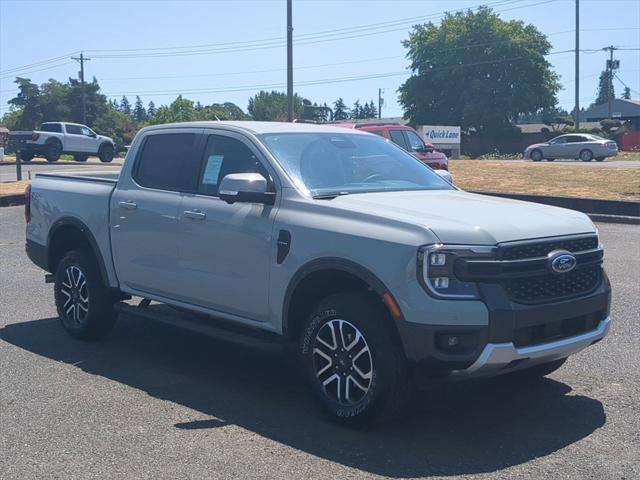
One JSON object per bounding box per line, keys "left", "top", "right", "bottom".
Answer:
{"left": 323, "top": 189, "right": 594, "bottom": 245}
{"left": 97, "top": 134, "right": 113, "bottom": 143}
{"left": 525, "top": 142, "right": 549, "bottom": 150}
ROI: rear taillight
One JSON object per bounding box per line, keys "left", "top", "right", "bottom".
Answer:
{"left": 25, "top": 184, "right": 31, "bottom": 223}
{"left": 31, "top": 132, "right": 39, "bottom": 141}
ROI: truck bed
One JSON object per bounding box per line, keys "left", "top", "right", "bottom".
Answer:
{"left": 27, "top": 171, "right": 120, "bottom": 285}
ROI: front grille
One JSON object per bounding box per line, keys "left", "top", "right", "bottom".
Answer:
{"left": 505, "top": 265, "right": 601, "bottom": 304}
{"left": 513, "top": 311, "right": 603, "bottom": 347}
{"left": 500, "top": 236, "right": 598, "bottom": 260}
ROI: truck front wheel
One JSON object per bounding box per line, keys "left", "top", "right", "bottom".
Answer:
{"left": 98, "top": 143, "right": 114, "bottom": 163}
{"left": 54, "top": 249, "right": 117, "bottom": 340}
{"left": 299, "top": 292, "right": 411, "bottom": 426}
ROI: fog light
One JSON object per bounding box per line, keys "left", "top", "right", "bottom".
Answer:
{"left": 430, "top": 253, "right": 447, "bottom": 266}
{"left": 447, "top": 335, "right": 460, "bottom": 347}
{"left": 433, "top": 277, "right": 449, "bottom": 289}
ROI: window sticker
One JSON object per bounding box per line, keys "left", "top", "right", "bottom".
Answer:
{"left": 202, "top": 155, "right": 224, "bottom": 185}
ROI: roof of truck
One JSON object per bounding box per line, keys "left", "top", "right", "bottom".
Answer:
{"left": 141, "top": 121, "right": 372, "bottom": 135}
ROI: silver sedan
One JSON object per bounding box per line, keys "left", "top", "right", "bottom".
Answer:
{"left": 524, "top": 134, "right": 619, "bottom": 162}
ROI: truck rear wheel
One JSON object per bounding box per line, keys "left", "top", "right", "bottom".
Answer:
{"left": 45, "top": 140, "right": 62, "bottom": 162}
{"left": 54, "top": 249, "right": 117, "bottom": 340}
{"left": 299, "top": 292, "right": 411, "bottom": 426}
{"left": 19, "top": 151, "right": 35, "bottom": 162}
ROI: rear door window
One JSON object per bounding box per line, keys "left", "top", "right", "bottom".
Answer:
{"left": 134, "top": 133, "right": 200, "bottom": 192}
{"left": 198, "top": 134, "right": 269, "bottom": 196}
{"left": 40, "top": 123, "right": 62, "bottom": 133}
{"left": 389, "top": 129, "right": 408, "bottom": 150}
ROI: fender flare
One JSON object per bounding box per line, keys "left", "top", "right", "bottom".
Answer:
{"left": 282, "top": 257, "right": 404, "bottom": 337}
{"left": 47, "top": 216, "right": 110, "bottom": 284}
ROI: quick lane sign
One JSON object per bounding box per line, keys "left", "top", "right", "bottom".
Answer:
{"left": 416, "top": 125, "right": 461, "bottom": 145}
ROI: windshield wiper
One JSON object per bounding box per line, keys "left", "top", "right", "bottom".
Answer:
{"left": 312, "top": 191, "right": 350, "bottom": 200}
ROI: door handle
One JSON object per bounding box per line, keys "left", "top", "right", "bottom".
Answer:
{"left": 118, "top": 201, "right": 137, "bottom": 210}
{"left": 184, "top": 210, "right": 206, "bottom": 220}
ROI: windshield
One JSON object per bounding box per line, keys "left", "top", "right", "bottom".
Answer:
{"left": 261, "top": 132, "right": 453, "bottom": 197}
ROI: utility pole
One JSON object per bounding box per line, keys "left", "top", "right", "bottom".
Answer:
{"left": 378, "top": 88, "right": 383, "bottom": 119}
{"left": 71, "top": 52, "right": 90, "bottom": 124}
{"left": 574, "top": 0, "right": 580, "bottom": 130}
{"left": 603, "top": 45, "right": 619, "bottom": 118}
{"left": 286, "top": 0, "right": 293, "bottom": 122}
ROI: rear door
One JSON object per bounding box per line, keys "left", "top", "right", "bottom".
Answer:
{"left": 388, "top": 129, "right": 409, "bottom": 151}
{"left": 110, "top": 129, "right": 203, "bottom": 297}
{"left": 175, "top": 131, "right": 278, "bottom": 322}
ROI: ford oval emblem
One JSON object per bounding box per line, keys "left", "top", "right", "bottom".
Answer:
{"left": 548, "top": 250, "right": 577, "bottom": 273}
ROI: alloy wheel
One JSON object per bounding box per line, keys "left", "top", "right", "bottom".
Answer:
{"left": 60, "top": 266, "right": 89, "bottom": 326}
{"left": 313, "top": 319, "right": 373, "bottom": 406}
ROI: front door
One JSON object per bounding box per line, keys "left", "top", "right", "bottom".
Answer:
{"left": 110, "top": 130, "right": 202, "bottom": 298}
{"left": 176, "top": 132, "right": 278, "bottom": 322}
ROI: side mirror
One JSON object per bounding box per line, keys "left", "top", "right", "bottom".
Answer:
{"left": 435, "top": 169, "right": 453, "bottom": 184}
{"left": 218, "top": 173, "right": 275, "bottom": 205}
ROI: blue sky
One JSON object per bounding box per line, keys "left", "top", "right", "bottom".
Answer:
{"left": 1, "top": 0, "right": 638, "bottom": 119}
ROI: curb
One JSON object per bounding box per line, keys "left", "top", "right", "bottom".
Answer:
{"left": 474, "top": 191, "right": 640, "bottom": 218}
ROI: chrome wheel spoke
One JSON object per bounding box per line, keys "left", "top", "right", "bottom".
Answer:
{"left": 60, "top": 265, "right": 89, "bottom": 325}
{"left": 313, "top": 318, "right": 373, "bottom": 407}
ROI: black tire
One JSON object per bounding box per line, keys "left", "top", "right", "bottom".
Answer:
{"left": 579, "top": 149, "right": 593, "bottom": 162}
{"left": 54, "top": 249, "right": 117, "bottom": 340}
{"left": 19, "top": 151, "right": 35, "bottom": 162}
{"left": 73, "top": 154, "right": 89, "bottom": 162}
{"left": 509, "top": 358, "right": 567, "bottom": 379}
{"left": 299, "top": 292, "right": 411, "bottom": 426}
{"left": 45, "top": 140, "right": 62, "bottom": 162}
{"left": 530, "top": 149, "right": 543, "bottom": 162}
{"left": 595, "top": 157, "right": 605, "bottom": 162}
{"left": 98, "top": 143, "right": 114, "bottom": 163}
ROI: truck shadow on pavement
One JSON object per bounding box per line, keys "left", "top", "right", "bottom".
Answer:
{"left": 1, "top": 315, "right": 606, "bottom": 478}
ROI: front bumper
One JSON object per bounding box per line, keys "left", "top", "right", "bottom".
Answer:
{"left": 452, "top": 317, "right": 610, "bottom": 377}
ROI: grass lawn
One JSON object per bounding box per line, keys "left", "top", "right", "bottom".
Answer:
{"left": 450, "top": 160, "right": 640, "bottom": 201}
{"left": 0, "top": 180, "right": 28, "bottom": 197}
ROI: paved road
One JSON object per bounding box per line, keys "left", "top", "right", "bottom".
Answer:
{"left": 0, "top": 157, "right": 123, "bottom": 182}
{"left": 0, "top": 206, "right": 638, "bottom": 479}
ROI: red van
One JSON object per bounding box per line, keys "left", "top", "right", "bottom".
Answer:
{"left": 330, "top": 123, "right": 448, "bottom": 170}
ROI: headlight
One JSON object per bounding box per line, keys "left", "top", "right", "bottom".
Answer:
{"left": 418, "top": 244, "right": 495, "bottom": 299}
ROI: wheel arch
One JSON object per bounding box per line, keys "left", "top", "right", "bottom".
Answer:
{"left": 47, "top": 217, "right": 110, "bottom": 285}
{"left": 282, "top": 257, "right": 405, "bottom": 346}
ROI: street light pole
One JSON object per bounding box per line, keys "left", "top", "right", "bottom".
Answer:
{"left": 574, "top": 0, "right": 580, "bottom": 130}
{"left": 286, "top": 0, "right": 294, "bottom": 122}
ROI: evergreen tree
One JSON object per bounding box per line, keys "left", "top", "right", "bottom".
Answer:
{"left": 111, "top": 98, "right": 119, "bottom": 109}
{"left": 595, "top": 71, "right": 615, "bottom": 105}
{"left": 147, "top": 101, "right": 156, "bottom": 118}
{"left": 333, "top": 98, "right": 349, "bottom": 120}
{"left": 351, "top": 100, "right": 363, "bottom": 119}
{"left": 133, "top": 96, "right": 147, "bottom": 122}
{"left": 120, "top": 96, "right": 132, "bottom": 116}
{"left": 194, "top": 101, "right": 203, "bottom": 111}
{"left": 622, "top": 87, "right": 631, "bottom": 100}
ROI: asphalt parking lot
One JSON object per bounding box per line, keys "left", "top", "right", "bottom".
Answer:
{"left": 0, "top": 157, "right": 123, "bottom": 182}
{"left": 1, "top": 205, "right": 638, "bottom": 479}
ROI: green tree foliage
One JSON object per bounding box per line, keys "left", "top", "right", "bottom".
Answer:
{"left": 351, "top": 100, "right": 363, "bottom": 119}
{"left": 595, "top": 71, "right": 615, "bottom": 105}
{"left": 399, "top": 6, "right": 560, "bottom": 134}
{"left": 600, "top": 118, "right": 621, "bottom": 136}
{"left": 8, "top": 78, "right": 42, "bottom": 129}
{"left": 247, "top": 90, "right": 303, "bottom": 121}
{"left": 93, "top": 104, "right": 137, "bottom": 147}
{"left": 147, "top": 96, "right": 249, "bottom": 125}
{"left": 147, "top": 101, "right": 156, "bottom": 118}
{"left": 333, "top": 98, "right": 349, "bottom": 120}
{"left": 66, "top": 77, "right": 108, "bottom": 125}
{"left": 542, "top": 114, "right": 574, "bottom": 132}
{"left": 133, "top": 96, "right": 147, "bottom": 122}
{"left": 621, "top": 87, "right": 631, "bottom": 100}
{"left": 119, "top": 96, "right": 132, "bottom": 116}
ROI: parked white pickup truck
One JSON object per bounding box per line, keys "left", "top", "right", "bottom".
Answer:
{"left": 24, "top": 121, "right": 611, "bottom": 425}
{"left": 9, "top": 122, "right": 115, "bottom": 163}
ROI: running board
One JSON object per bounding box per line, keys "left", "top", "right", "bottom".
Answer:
{"left": 114, "top": 302, "right": 284, "bottom": 352}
